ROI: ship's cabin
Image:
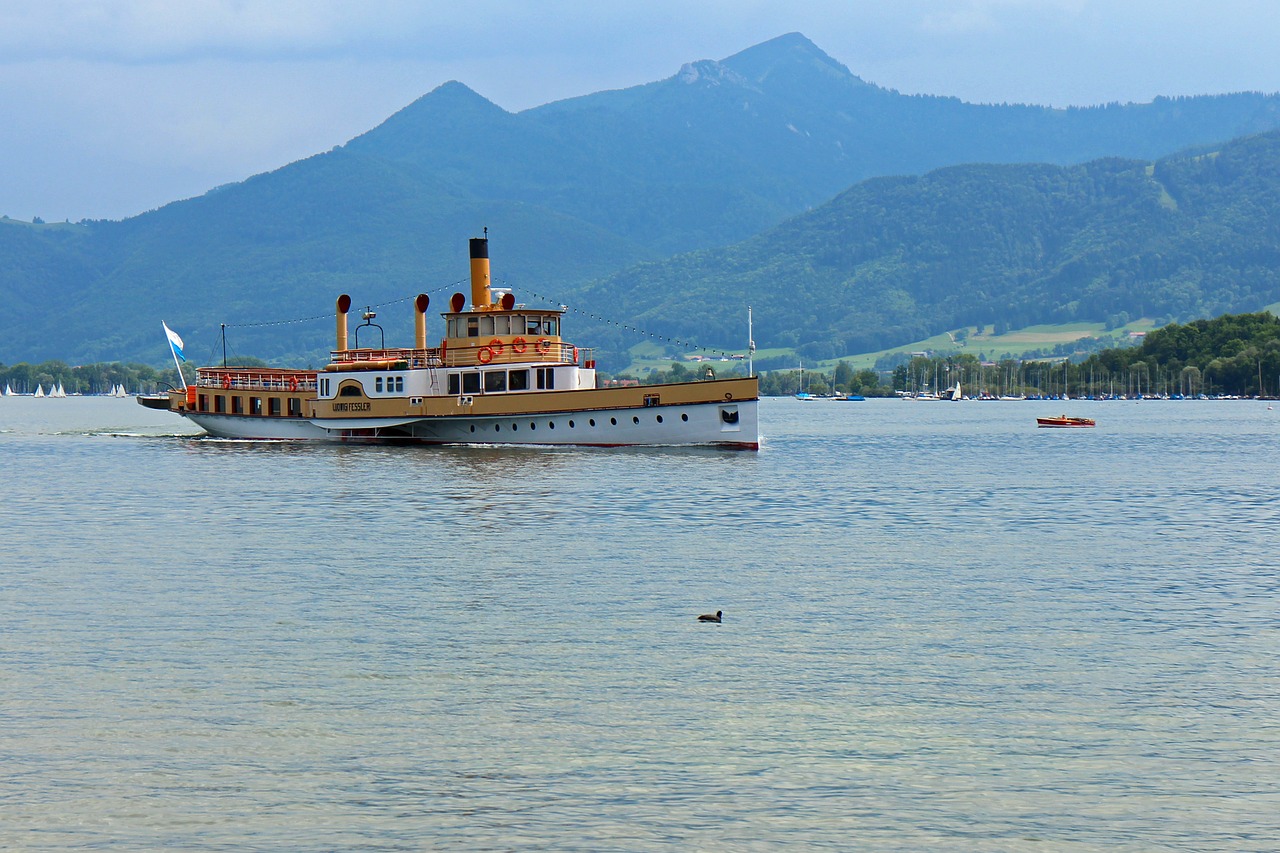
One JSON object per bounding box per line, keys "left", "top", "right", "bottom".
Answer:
{"left": 445, "top": 308, "right": 560, "bottom": 341}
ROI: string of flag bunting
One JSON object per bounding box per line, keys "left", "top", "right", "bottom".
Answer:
{"left": 222, "top": 279, "right": 469, "bottom": 328}
{"left": 218, "top": 277, "right": 739, "bottom": 358}
{"left": 518, "top": 285, "right": 742, "bottom": 359}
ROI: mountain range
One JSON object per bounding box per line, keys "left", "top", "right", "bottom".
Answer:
{"left": 3, "top": 32, "right": 1280, "bottom": 367}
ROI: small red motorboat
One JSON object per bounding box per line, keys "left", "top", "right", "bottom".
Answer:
{"left": 1036, "top": 414, "right": 1096, "bottom": 428}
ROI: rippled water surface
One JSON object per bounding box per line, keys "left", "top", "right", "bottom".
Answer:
{"left": 2, "top": 396, "right": 1279, "bottom": 850}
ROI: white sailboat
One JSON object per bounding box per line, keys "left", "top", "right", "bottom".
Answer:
{"left": 3, "top": 384, "right": 13, "bottom": 396}
{"left": 52, "top": 383, "right": 67, "bottom": 398}
{"left": 34, "top": 384, "right": 45, "bottom": 398}
{"left": 795, "top": 360, "right": 815, "bottom": 400}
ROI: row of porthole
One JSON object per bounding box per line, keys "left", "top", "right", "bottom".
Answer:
{"left": 468, "top": 412, "right": 691, "bottom": 433}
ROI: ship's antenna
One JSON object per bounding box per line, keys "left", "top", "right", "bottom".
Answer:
{"left": 748, "top": 306, "right": 756, "bottom": 378}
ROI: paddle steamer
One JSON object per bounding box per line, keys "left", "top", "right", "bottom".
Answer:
{"left": 141, "top": 237, "right": 759, "bottom": 448}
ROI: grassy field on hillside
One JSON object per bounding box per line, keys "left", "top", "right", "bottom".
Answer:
{"left": 621, "top": 319, "right": 1162, "bottom": 376}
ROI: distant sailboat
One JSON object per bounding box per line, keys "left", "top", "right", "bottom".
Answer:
{"left": 795, "top": 360, "right": 815, "bottom": 400}
{"left": 3, "top": 383, "right": 13, "bottom": 396}
{"left": 34, "top": 384, "right": 45, "bottom": 398}
{"left": 52, "top": 382, "right": 67, "bottom": 398}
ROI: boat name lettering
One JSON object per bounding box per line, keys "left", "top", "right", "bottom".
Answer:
{"left": 333, "top": 402, "right": 371, "bottom": 412}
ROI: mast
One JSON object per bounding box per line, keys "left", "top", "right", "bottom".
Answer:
{"left": 747, "top": 306, "right": 755, "bottom": 378}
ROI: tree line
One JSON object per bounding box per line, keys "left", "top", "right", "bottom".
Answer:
{"left": 0, "top": 360, "right": 187, "bottom": 395}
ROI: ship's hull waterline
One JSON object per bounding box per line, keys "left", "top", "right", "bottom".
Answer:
{"left": 182, "top": 396, "right": 757, "bottom": 448}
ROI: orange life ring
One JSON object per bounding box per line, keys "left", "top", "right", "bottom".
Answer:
{"left": 488, "top": 338, "right": 505, "bottom": 356}
{"left": 289, "top": 376, "right": 299, "bottom": 392}
{"left": 512, "top": 336, "right": 528, "bottom": 353}
{"left": 222, "top": 374, "right": 231, "bottom": 390}
{"left": 477, "top": 346, "right": 494, "bottom": 364}
{"left": 536, "top": 338, "right": 551, "bottom": 354}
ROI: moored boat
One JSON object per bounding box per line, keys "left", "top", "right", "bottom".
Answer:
{"left": 141, "top": 236, "right": 759, "bottom": 448}
{"left": 1036, "top": 414, "right": 1095, "bottom": 428}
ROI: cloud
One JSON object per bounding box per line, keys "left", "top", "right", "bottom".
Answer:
{"left": 2, "top": 1, "right": 1279, "bottom": 221}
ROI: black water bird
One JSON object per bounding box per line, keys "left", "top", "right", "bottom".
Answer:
{"left": 698, "top": 610, "right": 723, "bottom": 623}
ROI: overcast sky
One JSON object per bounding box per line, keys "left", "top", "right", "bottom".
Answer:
{"left": 3, "top": 0, "right": 1278, "bottom": 223}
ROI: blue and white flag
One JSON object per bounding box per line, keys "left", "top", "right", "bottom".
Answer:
{"left": 162, "top": 322, "right": 186, "bottom": 362}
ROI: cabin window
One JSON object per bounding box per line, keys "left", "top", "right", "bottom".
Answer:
{"left": 232, "top": 396, "right": 244, "bottom": 414}
{"left": 448, "top": 373, "right": 460, "bottom": 395}
{"left": 198, "top": 394, "right": 208, "bottom": 412}
{"left": 543, "top": 318, "right": 556, "bottom": 336}
{"left": 269, "top": 397, "right": 281, "bottom": 416}
{"left": 467, "top": 317, "right": 479, "bottom": 337}
{"left": 339, "top": 384, "right": 363, "bottom": 397}
{"left": 509, "top": 369, "right": 529, "bottom": 391}
{"left": 288, "top": 398, "right": 300, "bottom": 417}
{"left": 376, "top": 377, "right": 383, "bottom": 393}
{"left": 494, "top": 315, "right": 511, "bottom": 335}
{"left": 481, "top": 316, "right": 495, "bottom": 335}
{"left": 526, "top": 316, "right": 541, "bottom": 335}
{"left": 395, "top": 376, "right": 404, "bottom": 392}
{"left": 462, "top": 372, "right": 481, "bottom": 394}
{"left": 215, "top": 395, "right": 225, "bottom": 413}
{"left": 485, "top": 371, "right": 507, "bottom": 393}
{"left": 250, "top": 397, "right": 262, "bottom": 415}
{"left": 536, "top": 367, "right": 555, "bottom": 390}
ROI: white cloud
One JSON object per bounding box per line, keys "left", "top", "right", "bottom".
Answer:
{"left": 1, "top": 0, "right": 1278, "bottom": 220}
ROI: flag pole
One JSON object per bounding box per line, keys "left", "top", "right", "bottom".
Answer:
{"left": 163, "top": 322, "right": 188, "bottom": 390}
{"left": 169, "top": 335, "right": 187, "bottom": 390}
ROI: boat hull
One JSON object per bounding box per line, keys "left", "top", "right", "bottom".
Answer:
{"left": 176, "top": 397, "right": 758, "bottom": 448}
{"left": 1036, "top": 416, "right": 1095, "bottom": 428}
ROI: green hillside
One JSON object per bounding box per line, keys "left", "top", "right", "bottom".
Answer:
{"left": 581, "top": 131, "right": 1280, "bottom": 368}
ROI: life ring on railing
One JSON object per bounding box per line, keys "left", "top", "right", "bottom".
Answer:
{"left": 488, "top": 338, "right": 505, "bottom": 356}
{"left": 221, "top": 374, "right": 231, "bottom": 390}
{"left": 536, "top": 338, "right": 551, "bottom": 354}
{"left": 572, "top": 346, "right": 579, "bottom": 364}
{"left": 477, "top": 346, "right": 494, "bottom": 364}
{"left": 288, "top": 376, "right": 299, "bottom": 392}
{"left": 512, "top": 336, "right": 528, "bottom": 354}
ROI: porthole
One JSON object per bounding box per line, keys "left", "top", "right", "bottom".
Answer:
{"left": 470, "top": 425, "right": 476, "bottom": 433}
{"left": 610, "top": 417, "right": 618, "bottom": 426}
{"left": 530, "top": 422, "right": 537, "bottom": 430}
{"left": 549, "top": 422, "right": 555, "bottom": 429}
{"left": 568, "top": 420, "right": 575, "bottom": 428}
{"left": 656, "top": 415, "right": 663, "bottom": 423}
{"left": 681, "top": 413, "right": 689, "bottom": 422}
{"left": 632, "top": 416, "right": 639, "bottom": 424}
{"left": 589, "top": 419, "right": 596, "bottom": 426}
{"left": 512, "top": 423, "right": 518, "bottom": 430}
{"left": 495, "top": 424, "right": 501, "bottom": 432}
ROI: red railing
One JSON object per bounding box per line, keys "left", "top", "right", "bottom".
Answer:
{"left": 196, "top": 368, "right": 318, "bottom": 393}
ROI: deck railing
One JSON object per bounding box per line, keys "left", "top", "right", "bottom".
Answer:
{"left": 328, "top": 347, "right": 443, "bottom": 368}
{"left": 196, "top": 368, "right": 318, "bottom": 393}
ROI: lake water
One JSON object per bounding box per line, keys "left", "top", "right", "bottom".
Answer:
{"left": 2, "top": 396, "right": 1278, "bottom": 850}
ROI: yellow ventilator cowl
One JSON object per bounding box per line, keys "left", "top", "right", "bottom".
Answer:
{"left": 336, "top": 294, "right": 351, "bottom": 351}
{"left": 414, "top": 293, "right": 430, "bottom": 349}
